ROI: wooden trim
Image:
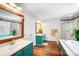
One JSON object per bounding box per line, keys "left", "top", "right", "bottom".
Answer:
{"left": 0, "top": 36, "right": 22, "bottom": 44}
{"left": 21, "top": 17, "right": 24, "bottom": 37}
{"left": 61, "top": 16, "right": 79, "bottom": 21}
{"left": 0, "top": 4, "right": 24, "bottom": 44}
{"left": 61, "top": 21, "right": 65, "bottom": 39}
{"left": 35, "top": 22, "right": 37, "bottom": 34}
{"left": 0, "top": 4, "right": 24, "bottom": 17}
{"left": 62, "top": 22, "right": 64, "bottom": 39}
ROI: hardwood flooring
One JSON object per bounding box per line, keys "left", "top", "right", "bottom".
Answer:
{"left": 33, "top": 41, "right": 62, "bottom": 56}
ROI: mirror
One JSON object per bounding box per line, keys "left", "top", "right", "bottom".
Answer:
{"left": 0, "top": 6, "right": 24, "bottom": 43}
{"left": 0, "top": 20, "right": 21, "bottom": 40}
{"left": 35, "top": 21, "right": 45, "bottom": 34}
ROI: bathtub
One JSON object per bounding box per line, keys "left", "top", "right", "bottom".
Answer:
{"left": 59, "top": 40, "right": 79, "bottom": 56}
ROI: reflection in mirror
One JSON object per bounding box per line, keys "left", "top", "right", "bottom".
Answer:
{"left": 0, "top": 4, "right": 24, "bottom": 44}
{"left": 0, "top": 20, "right": 21, "bottom": 40}
{"left": 0, "top": 9, "right": 21, "bottom": 22}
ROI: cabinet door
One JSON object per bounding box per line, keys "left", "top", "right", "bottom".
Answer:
{"left": 12, "top": 50, "right": 23, "bottom": 56}
{"left": 36, "top": 36, "right": 44, "bottom": 44}
{"left": 23, "top": 43, "right": 33, "bottom": 56}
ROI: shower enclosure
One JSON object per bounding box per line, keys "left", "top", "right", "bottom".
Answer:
{"left": 61, "top": 18, "right": 79, "bottom": 40}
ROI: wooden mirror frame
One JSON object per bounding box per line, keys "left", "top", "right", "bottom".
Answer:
{"left": 0, "top": 4, "right": 24, "bottom": 44}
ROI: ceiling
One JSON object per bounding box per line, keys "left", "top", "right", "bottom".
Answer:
{"left": 16, "top": 3, "right": 79, "bottom": 21}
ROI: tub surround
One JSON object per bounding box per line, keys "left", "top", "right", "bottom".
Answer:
{"left": 0, "top": 38, "right": 32, "bottom": 56}
{"left": 59, "top": 40, "right": 79, "bottom": 56}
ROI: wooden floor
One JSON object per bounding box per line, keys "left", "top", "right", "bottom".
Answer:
{"left": 33, "top": 41, "right": 62, "bottom": 56}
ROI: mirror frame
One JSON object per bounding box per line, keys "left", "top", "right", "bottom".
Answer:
{"left": 0, "top": 4, "right": 24, "bottom": 44}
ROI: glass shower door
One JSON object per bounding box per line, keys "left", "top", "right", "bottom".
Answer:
{"left": 63, "top": 20, "right": 78, "bottom": 40}
{"left": 63, "top": 22, "right": 71, "bottom": 40}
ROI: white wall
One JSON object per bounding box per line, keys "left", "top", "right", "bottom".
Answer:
{"left": 44, "top": 20, "right": 61, "bottom": 41}
{"left": 24, "top": 15, "right": 36, "bottom": 45}
{"left": 24, "top": 15, "right": 61, "bottom": 44}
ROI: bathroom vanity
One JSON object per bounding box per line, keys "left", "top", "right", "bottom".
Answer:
{"left": 36, "top": 34, "right": 45, "bottom": 45}
{"left": 0, "top": 39, "right": 33, "bottom": 56}
{"left": 0, "top": 4, "right": 33, "bottom": 56}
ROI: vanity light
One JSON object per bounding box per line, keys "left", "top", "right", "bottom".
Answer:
{"left": 16, "top": 7, "right": 22, "bottom": 11}
{"left": 8, "top": 3, "right": 17, "bottom": 8}
{"left": 8, "top": 3, "right": 22, "bottom": 11}
{"left": 36, "top": 20, "right": 42, "bottom": 23}
{"left": 68, "top": 14, "right": 73, "bottom": 17}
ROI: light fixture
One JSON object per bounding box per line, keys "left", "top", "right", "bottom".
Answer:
{"left": 68, "top": 14, "right": 73, "bottom": 17}
{"left": 16, "top": 7, "right": 22, "bottom": 11}
{"left": 8, "top": 3, "right": 17, "bottom": 8}
{"left": 8, "top": 3, "right": 22, "bottom": 11}
{"left": 36, "top": 20, "right": 42, "bottom": 23}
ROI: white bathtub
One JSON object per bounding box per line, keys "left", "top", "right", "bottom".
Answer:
{"left": 59, "top": 40, "right": 79, "bottom": 56}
